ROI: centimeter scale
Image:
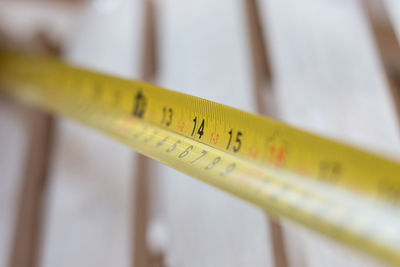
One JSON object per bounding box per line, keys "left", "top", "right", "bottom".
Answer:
{"left": 1, "top": 51, "right": 400, "bottom": 265}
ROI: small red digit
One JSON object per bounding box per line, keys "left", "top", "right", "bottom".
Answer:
{"left": 268, "top": 146, "right": 276, "bottom": 162}
{"left": 276, "top": 148, "right": 286, "bottom": 167}
{"left": 238, "top": 170, "right": 252, "bottom": 187}
{"left": 248, "top": 147, "right": 259, "bottom": 159}
{"left": 267, "top": 145, "right": 286, "bottom": 168}
{"left": 177, "top": 121, "right": 185, "bottom": 132}
{"left": 149, "top": 111, "right": 156, "bottom": 120}
{"left": 294, "top": 166, "right": 308, "bottom": 176}
{"left": 210, "top": 132, "right": 219, "bottom": 144}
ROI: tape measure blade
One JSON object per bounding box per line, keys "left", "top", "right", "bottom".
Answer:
{"left": 2, "top": 51, "right": 400, "bottom": 265}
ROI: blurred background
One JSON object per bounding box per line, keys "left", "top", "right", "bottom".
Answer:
{"left": 1, "top": 0, "right": 400, "bottom": 266}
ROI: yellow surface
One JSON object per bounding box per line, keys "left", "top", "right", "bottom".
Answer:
{"left": 1, "top": 51, "right": 400, "bottom": 265}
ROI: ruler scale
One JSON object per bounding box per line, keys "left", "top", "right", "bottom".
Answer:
{"left": 1, "top": 51, "right": 400, "bottom": 265}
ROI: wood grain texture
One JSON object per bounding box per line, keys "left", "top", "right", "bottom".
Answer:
{"left": 150, "top": 0, "right": 273, "bottom": 266}
{"left": 0, "top": 1, "right": 81, "bottom": 53}
{"left": 257, "top": 0, "right": 400, "bottom": 266}
{"left": 39, "top": 1, "right": 143, "bottom": 266}
{"left": 363, "top": 0, "right": 400, "bottom": 128}
{"left": 244, "top": 1, "right": 288, "bottom": 267}
{"left": 0, "top": 99, "right": 31, "bottom": 267}
{"left": 8, "top": 110, "right": 54, "bottom": 267}
{"left": 0, "top": 2, "right": 84, "bottom": 267}
{"left": 133, "top": 0, "right": 164, "bottom": 266}
{"left": 1, "top": 0, "right": 400, "bottom": 266}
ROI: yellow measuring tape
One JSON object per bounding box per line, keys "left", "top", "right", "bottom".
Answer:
{"left": 1, "top": 51, "right": 400, "bottom": 265}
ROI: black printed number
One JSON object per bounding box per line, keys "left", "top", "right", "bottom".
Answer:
{"left": 133, "top": 90, "right": 147, "bottom": 118}
{"left": 161, "top": 107, "right": 173, "bottom": 127}
{"left": 220, "top": 163, "right": 236, "bottom": 176}
{"left": 226, "top": 129, "right": 242, "bottom": 152}
{"left": 191, "top": 117, "right": 205, "bottom": 139}
{"left": 166, "top": 140, "right": 181, "bottom": 153}
{"left": 205, "top": 157, "right": 221, "bottom": 170}
{"left": 178, "top": 145, "right": 193, "bottom": 158}
{"left": 191, "top": 150, "right": 207, "bottom": 164}
{"left": 318, "top": 161, "right": 342, "bottom": 183}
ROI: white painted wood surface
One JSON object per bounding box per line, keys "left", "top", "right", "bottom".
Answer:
{"left": 386, "top": 0, "right": 400, "bottom": 40}
{"left": 150, "top": 0, "right": 273, "bottom": 266}
{"left": 0, "top": 1, "right": 80, "bottom": 52}
{"left": 258, "top": 0, "right": 399, "bottom": 266}
{"left": 0, "top": 2, "right": 81, "bottom": 266}
{"left": 258, "top": 0, "right": 400, "bottom": 154}
{"left": 39, "top": 0, "right": 143, "bottom": 266}
{"left": 0, "top": 0, "right": 400, "bottom": 266}
{"left": 0, "top": 101, "right": 31, "bottom": 267}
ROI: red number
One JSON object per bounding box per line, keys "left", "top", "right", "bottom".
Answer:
{"left": 149, "top": 111, "right": 156, "bottom": 120}
{"left": 177, "top": 121, "right": 185, "bottom": 132}
{"left": 248, "top": 147, "right": 259, "bottom": 159}
{"left": 267, "top": 145, "right": 286, "bottom": 168}
{"left": 238, "top": 170, "right": 252, "bottom": 187}
{"left": 293, "top": 166, "right": 308, "bottom": 176}
{"left": 210, "top": 132, "right": 219, "bottom": 144}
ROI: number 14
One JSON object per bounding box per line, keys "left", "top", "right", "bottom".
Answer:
{"left": 191, "top": 117, "right": 205, "bottom": 139}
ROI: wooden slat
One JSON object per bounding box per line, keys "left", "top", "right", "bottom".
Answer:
{"left": 0, "top": 99, "right": 31, "bottom": 267}
{"left": 149, "top": 0, "right": 273, "bottom": 266}
{"left": 8, "top": 110, "right": 54, "bottom": 267}
{"left": 0, "top": 1, "right": 81, "bottom": 53}
{"left": 2, "top": 1, "right": 400, "bottom": 266}
{"left": 133, "top": 0, "right": 164, "bottom": 266}
{"left": 257, "top": 0, "right": 399, "bottom": 266}
{"left": 0, "top": 3, "right": 82, "bottom": 267}
{"left": 244, "top": 1, "right": 288, "bottom": 267}
{"left": 39, "top": 1, "right": 144, "bottom": 266}
{"left": 363, "top": 0, "right": 400, "bottom": 125}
